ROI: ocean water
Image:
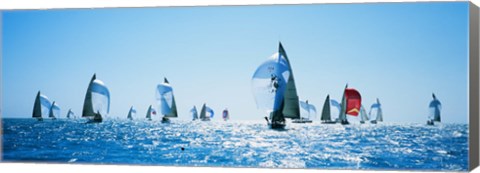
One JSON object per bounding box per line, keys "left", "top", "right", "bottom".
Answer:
{"left": 1, "top": 118, "right": 468, "bottom": 171}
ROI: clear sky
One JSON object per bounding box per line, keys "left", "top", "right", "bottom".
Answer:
{"left": 1, "top": 2, "right": 470, "bottom": 123}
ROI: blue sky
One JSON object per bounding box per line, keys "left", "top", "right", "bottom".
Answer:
{"left": 1, "top": 2, "right": 470, "bottom": 123}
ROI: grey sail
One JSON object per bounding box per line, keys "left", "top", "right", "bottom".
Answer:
{"left": 82, "top": 74, "right": 96, "bottom": 117}
{"left": 360, "top": 105, "right": 368, "bottom": 122}
{"left": 279, "top": 43, "right": 300, "bottom": 119}
{"left": 321, "top": 95, "right": 331, "bottom": 121}
{"left": 32, "top": 91, "right": 52, "bottom": 119}
{"left": 127, "top": 106, "right": 136, "bottom": 120}
{"left": 191, "top": 106, "right": 198, "bottom": 120}
{"left": 199, "top": 104, "right": 206, "bottom": 120}
{"left": 339, "top": 84, "right": 348, "bottom": 124}
{"left": 146, "top": 105, "right": 154, "bottom": 120}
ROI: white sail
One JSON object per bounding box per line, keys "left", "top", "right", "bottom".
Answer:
{"left": 91, "top": 79, "right": 110, "bottom": 116}
{"left": 299, "top": 100, "right": 316, "bottom": 119}
{"left": 252, "top": 52, "right": 291, "bottom": 112}
{"left": 360, "top": 105, "right": 368, "bottom": 122}
{"left": 155, "top": 78, "right": 178, "bottom": 118}
{"left": 369, "top": 99, "right": 383, "bottom": 122}
{"left": 329, "top": 99, "right": 341, "bottom": 120}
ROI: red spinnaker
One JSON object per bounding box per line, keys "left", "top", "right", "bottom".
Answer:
{"left": 345, "top": 88, "right": 361, "bottom": 116}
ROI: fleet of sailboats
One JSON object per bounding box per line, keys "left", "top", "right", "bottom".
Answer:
{"left": 252, "top": 42, "right": 300, "bottom": 129}
{"left": 82, "top": 74, "right": 110, "bottom": 123}
{"left": 26, "top": 42, "right": 456, "bottom": 128}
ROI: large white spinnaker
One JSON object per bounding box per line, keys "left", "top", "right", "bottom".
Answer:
{"left": 82, "top": 74, "right": 110, "bottom": 122}
{"left": 156, "top": 78, "right": 178, "bottom": 118}
{"left": 252, "top": 52, "right": 290, "bottom": 113}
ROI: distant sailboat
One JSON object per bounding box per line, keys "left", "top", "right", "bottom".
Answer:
{"left": 338, "top": 84, "right": 362, "bottom": 125}
{"left": 146, "top": 105, "right": 156, "bottom": 121}
{"left": 359, "top": 105, "right": 369, "bottom": 124}
{"left": 82, "top": 74, "right": 110, "bottom": 123}
{"left": 199, "top": 103, "right": 214, "bottom": 121}
{"left": 252, "top": 42, "right": 300, "bottom": 129}
{"left": 320, "top": 95, "right": 337, "bottom": 124}
{"left": 191, "top": 106, "right": 199, "bottom": 121}
{"left": 294, "top": 100, "right": 315, "bottom": 123}
{"left": 32, "top": 91, "right": 52, "bottom": 121}
{"left": 156, "top": 78, "right": 178, "bottom": 123}
{"left": 427, "top": 93, "right": 441, "bottom": 125}
{"left": 66, "top": 109, "right": 74, "bottom": 119}
{"left": 222, "top": 108, "right": 229, "bottom": 121}
{"left": 127, "top": 106, "right": 136, "bottom": 120}
{"left": 370, "top": 98, "right": 383, "bottom": 124}
{"left": 48, "top": 101, "right": 60, "bottom": 120}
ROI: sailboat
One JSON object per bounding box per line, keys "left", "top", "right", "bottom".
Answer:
{"left": 127, "top": 106, "right": 136, "bottom": 120}
{"left": 252, "top": 42, "right": 300, "bottom": 129}
{"left": 156, "top": 78, "right": 178, "bottom": 123}
{"left": 199, "top": 103, "right": 214, "bottom": 121}
{"left": 370, "top": 98, "right": 383, "bottom": 124}
{"left": 191, "top": 106, "right": 199, "bottom": 121}
{"left": 294, "top": 100, "right": 315, "bottom": 123}
{"left": 222, "top": 108, "right": 229, "bottom": 121}
{"left": 32, "top": 91, "right": 52, "bottom": 121}
{"left": 359, "top": 105, "right": 369, "bottom": 124}
{"left": 338, "top": 84, "right": 362, "bottom": 125}
{"left": 66, "top": 109, "right": 74, "bottom": 119}
{"left": 82, "top": 74, "right": 110, "bottom": 123}
{"left": 427, "top": 93, "right": 441, "bottom": 125}
{"left": 48, "top": 101, "right": 60, "bottom": 120}
{"left": 320, "top": 95, "right": 337, "bottom": 124}
{"left": 146, "top": 105, "right": 156, "bottom": 121}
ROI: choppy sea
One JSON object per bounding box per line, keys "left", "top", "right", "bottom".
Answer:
{"left": 1, "top": 118, "right": 468, "bottom": 171}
